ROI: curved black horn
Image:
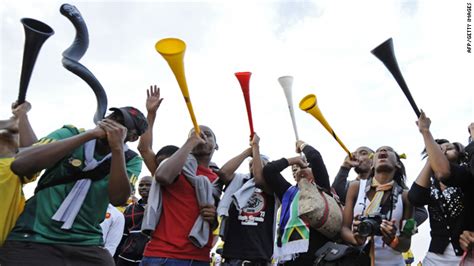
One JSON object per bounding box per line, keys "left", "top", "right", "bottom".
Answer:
{"left": 60, "top": 3, "right": 108, "bottom": 124}
{"left": 371, "top": 38, "right": 421, "bottom": 117}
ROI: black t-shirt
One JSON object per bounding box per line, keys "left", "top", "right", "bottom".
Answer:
{"left": 263, "top": 144, "right": 331, "bottom": 265}
{"left": 222, "top": 186, "right": 276, "bottom": 261}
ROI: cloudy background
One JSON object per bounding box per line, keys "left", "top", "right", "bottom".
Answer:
{"left": 1, "top": 0, "right": 472, "bottom": 262}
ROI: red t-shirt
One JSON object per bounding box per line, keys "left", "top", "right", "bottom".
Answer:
{"left": 144, "top": 165, "right": 218, "bottom": 261}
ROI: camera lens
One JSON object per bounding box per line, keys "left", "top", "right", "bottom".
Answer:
{"left": 358, "top": 220, "right": 373, "bottom": 237}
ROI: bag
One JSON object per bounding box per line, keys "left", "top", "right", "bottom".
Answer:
{"left": 298, "top": 178, "right": 343, "bottom": 239}
{"left": 313, "top": 242, "right": 370, "bottom": 266}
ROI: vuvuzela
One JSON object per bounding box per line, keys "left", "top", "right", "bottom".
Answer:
{"left": 278, "top": 76, "right": 299, "bottom": 141}
{"left": 235, "top": 72, "right": 254, "bottom": 138}
{"left": 299, "top": 94, "right": 351, "bottom": 158}
{"left": 371, "top": 38, "right": 421, "bottom": 117}
{"left": 156, "top": 38, "right": 200, "bottom": 135}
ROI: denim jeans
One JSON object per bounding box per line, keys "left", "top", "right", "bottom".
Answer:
{"left": 140, "top": 257, "right": 209, "bottom": 266}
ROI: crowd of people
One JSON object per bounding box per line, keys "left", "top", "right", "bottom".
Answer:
{"left": 0, "top": 85, "right": 473, "bottom": 266}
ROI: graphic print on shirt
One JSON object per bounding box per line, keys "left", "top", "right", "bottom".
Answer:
{"left": 430, "top": 182, "right": 464, "bottom": 221}
{"left": 238, "top": 188, "right": 267, "bottom": 226}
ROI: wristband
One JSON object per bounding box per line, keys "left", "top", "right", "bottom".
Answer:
{"left": 389, "top": 236, "right": 399, "bottom": 249}
{"left": 299, "top": 143, "right": 307, "bottom": 152}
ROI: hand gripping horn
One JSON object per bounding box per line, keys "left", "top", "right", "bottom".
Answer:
{"left": 371, "top": 38, "right": 420, "bottom": 117}
{"left": 278, "top": 76, "right": 300, "bottom": 141}
{"left": 235, "top": 72, "right": 254, "bottom": 138}
{"left": 299, "top": 94, "right": 352, "bottom": 158}
{"left": 156, "top": 38, "right": 200, "bottom": 135}
{"left": 17, "top": 18, "right": 54, "bottom": 104}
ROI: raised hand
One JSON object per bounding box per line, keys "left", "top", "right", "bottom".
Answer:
{"left": 188, "top": 129, "right": 206, "bottom": 147}
{"left": 11, "top": 101, "right": 32, "bottom": 118}
{"left": 342, "top": 153, "right": 359, "bottom": 169}
{"left": 295, "top": 140, "right": 306, "bottom": 153}
{"left": 416, "top": 110, "right": 431, "bottom": 133}
{"left": 250, "top": 132, "right": 260, "bottom": 147}
{"left": 146, "top": 85, "right": 163, "bottom": 114}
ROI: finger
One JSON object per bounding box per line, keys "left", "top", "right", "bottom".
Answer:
{"left": 380, "top": 227, "right": 391, "bottom": 239}
{"left": 459, "top": 238, "right": 469, "bottom": 251}
{"left": 98, "top": 122, "right": 114, "bottom": 132}
{"left": 102, "top": 119, "right": 123, "bottom": 128}
{"left": 99, "top": 120, "right": 116, "bottom": 130}
{"left": 147, "top": 88, "right": 150, "bottom": 98}
{"left": 201, "top": 212, "right": 215, "bottom": 218}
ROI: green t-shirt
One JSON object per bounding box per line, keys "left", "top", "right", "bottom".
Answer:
{"left": 8, "top": 125, "right": 142, "bottom": 246}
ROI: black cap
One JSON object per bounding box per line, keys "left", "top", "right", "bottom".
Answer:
{"left": 109, "top": 107, "right": 148, "bottom": 136}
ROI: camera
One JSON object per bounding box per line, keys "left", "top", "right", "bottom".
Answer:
{"left": 357, "top": 213, "right": 386, "bottom": 237}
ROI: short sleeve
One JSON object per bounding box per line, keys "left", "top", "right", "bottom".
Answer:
{"left": 125, "top": 155, "right": 143, "bottom": 188}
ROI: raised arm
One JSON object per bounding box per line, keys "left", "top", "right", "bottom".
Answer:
{"left": 154, "top": 132, "right": 204, "bottom": 185}
{"left": 218, "top": 147, "right": 252, "bottom": 185}
{"left": 11, "top": 126, "right": 104, "bottom": 177}
{"left": 138, "top": 85, "right": 163, "bottom": 174}
{"left": 332, "top": 154, "right": 357, "bottom": 202}
{"left": 417, "top": 111, "right": 450, "bottom": 180}
{"left": 12, "top": 101, "right": 37, "bottom": 147}
{"left": 250, "top": 133, "right": 271, "bottom": 193}
{"left": 263, "top": 156, "right": 306, "bottom": 200}
{"left": 296, "top": 140, "right": 330, "bottom": 190}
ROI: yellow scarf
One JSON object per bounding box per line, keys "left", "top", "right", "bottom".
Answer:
{"left": 364, "top": 178, "right": 394, "bottom": 216}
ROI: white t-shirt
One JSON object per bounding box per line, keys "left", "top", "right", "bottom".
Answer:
{"left": 100, "top": 204, "right": 125, "bottom": 256}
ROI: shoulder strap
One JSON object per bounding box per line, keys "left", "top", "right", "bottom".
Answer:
{"left": 35, "top": 149, "right": 138, "bottom": 193}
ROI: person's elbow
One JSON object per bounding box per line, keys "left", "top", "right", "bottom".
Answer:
{"left": 137, "top": 144, "right": 150, "bottom": 153}
{"left": 254, "top": 175, "right": 266, "bottom": 189}
{"left": 11, "top": 158, "right": 34, "bottom": 178}
{"left": 216, "top": 170, "right": 233, "bottom": 185}
{"left": 154, "top": 172, "right": 174, "bottom": 185}
{"left": 433, "top": 168, "right": 451, "bottom": 182}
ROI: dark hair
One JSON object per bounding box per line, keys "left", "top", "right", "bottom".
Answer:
{"left": 155, "top": 145, "right": 179, "bottom": 161}
{"left": 421, "top": 139, "right": 467, "bottom": 165}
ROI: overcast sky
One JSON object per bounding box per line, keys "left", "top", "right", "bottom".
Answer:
{"left": 1, "top": 0, "right": 473, "bottom": 262}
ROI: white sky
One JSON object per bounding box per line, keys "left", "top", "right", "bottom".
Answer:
{"left": 1, "top": 0, "right": 473, "bottom": 262}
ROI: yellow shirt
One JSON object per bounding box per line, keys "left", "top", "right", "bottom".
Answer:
{"left": 0, "top": 157, "right": 36, "bottom": 246}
